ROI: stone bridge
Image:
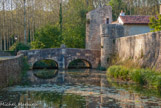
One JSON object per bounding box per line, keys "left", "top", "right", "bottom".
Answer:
{"left": 18, "top": 47, "right": 100, "bottom": 69}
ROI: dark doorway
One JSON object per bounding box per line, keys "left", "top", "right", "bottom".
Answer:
{"left": 106, "top": 18, "right": 109, "bottom": 24}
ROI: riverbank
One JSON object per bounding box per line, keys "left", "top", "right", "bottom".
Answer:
{"left": 106, "top": 65, "right": 161, "bottom": 90}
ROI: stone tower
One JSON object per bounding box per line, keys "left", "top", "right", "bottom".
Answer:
{"left": 86, "top": 5, "right": 112, "bottom": 50}
{"left": 101, "top": 24, "right": 124, "bottom": 67}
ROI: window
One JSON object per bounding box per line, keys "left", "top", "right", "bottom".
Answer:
{"left": 106, "top": 18, "right": 109, "bottom": 24}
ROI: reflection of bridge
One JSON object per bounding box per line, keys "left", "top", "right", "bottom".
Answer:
{"left": 18, "top": 46, "right": 100, "bottom": 69}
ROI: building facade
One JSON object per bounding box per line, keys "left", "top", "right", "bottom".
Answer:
{"left": 116, "top": 15, "right": 151, "bottom": 36}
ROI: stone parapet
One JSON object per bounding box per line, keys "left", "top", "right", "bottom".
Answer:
{"left": 0, "top": 55, "right": 23, "bottom": 89}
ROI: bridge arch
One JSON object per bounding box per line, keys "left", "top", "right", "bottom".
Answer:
{"left": 32, "top": 58, "right": 59, "bottom": 69}
{"left": 66, "top": 57, "right": 93, "bottom": 69}
{"left": 18, "top": 48, "right": 100, "bottom": 69}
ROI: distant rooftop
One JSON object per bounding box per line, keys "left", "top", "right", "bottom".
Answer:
{"left": 113, "top": 15, "right": 150, "bottom": 25}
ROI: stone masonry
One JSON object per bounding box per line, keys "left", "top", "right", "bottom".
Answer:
{"left": 115, "top": 31, "right": 161, "bottom": 70}
{"left": 18, "top": 48, "right": 100, "bottom": 69}
{"left": 86, "top": 5, "right": 112, "bottom": 51}
{"left": 0, "top": 55, "right": 23, "bottom": 89}
{"left": 101, "top": 24, "right": 161, "bottom": 70}
{"left": 101, "top": 24, "right": 124, "bottom": 67}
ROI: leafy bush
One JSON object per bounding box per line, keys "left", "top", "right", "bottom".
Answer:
{"left": 9, "top": 42, "right": 30, "bottom": 52}
{"left": 107, "top": 65, "right": 129, "bottom": 80}
{"left": 129, "top": 69, "right": 145, "bottom": 85}
{"left": 149, "top": 14, "right": 161, "bottom": 32}
{"left": 107, "top": 65, "right": 161, "bottom": 90}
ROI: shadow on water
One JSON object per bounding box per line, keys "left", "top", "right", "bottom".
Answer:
{"left": 0, "top": 69, "right": 161, "bottom": 108}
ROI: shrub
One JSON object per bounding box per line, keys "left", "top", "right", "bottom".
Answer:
{"left": 9, "top": 42, "right": 30, "bottom": 52}
{"left": 129, "top": 69, "right": 145, "bottom": 85}
{"left": 107, "top": 65, "right": 129, "bottom": 80}
{"left": 107, "top": 65, "right": 161, "bottom": 90}
{"left": 149, "top": 14, "right": 161, "bottom": 32}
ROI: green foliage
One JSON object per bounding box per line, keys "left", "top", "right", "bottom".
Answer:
{"left": 107, "top": 65, "right": 161, "bottom": 90}
{"left": 31, "top": 0, "right": 90, "bottom": 49}
{"left": 149, "top": 14, "right": 161, "bottom": 32}
{"left": 31, "top": 24, "right": 62, "bottom": 49}
{"left": 107, "top": 65, "right": 129, "bottom": 80}
{"left": 34, "top": 69, "right": 58, "bottom": 79}
{"left": 63, "top": 1, "right": 89, "bottom": 48}
{"left": 9, "top": 42, "right": 30, "bottom": 52}
{"left": 108, "top": 0, "right": 130, "bottom": 21}
{"left": 129, "top": 69, "right": 146, "bottom": 85}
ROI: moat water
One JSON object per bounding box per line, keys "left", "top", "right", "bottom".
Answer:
{"left": 0, "top": 69, "right": 161, "bottom": 108}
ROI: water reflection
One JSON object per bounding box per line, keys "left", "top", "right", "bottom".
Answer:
{"left": 28, "top": 69, "right": 104, "bottom": 86}
{"left": 0, "top": 69, "right": 161, "bottom": 108}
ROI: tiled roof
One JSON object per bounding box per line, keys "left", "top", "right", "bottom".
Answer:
{"left": 119, "top": 16, "right": 150, "bottom": 24}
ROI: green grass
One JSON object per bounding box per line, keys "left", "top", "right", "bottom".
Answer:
{"left": 107, "top": 65, "right": 161, "bottom": 90}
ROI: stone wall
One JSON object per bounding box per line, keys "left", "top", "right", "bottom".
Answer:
{"left": 101, "top": 23, "right": 161, "bottom": 70}
{"left": 0, "top": 51, "right": 12, "bottom": 56}
{"left": 115, "top": 31, "right": 161, "bottom": 70}
{"left": 101, "top": 24, "right": 124, "bottom": 67}
{"left": 86, "top": 5, "right": 112, "bottom": 50}
{"left": 0, "top": 55, "right": 23, "bottom": 89}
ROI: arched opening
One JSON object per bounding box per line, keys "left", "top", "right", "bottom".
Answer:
{"left": 33, "top": 59, "right": 58, "bottom": 69}
{"left": 68, "top": 59, "right": 92, "bottom": 69}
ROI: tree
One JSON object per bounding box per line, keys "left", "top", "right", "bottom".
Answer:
{"left": 31, "top": 24, "right": 62, "bottom": 49}
{"left": 59, "top": 0, "right": 63, "bottom": 38}
{"left": 24, "top": 0, "right": 27, "bottom": 44}
{"left": 149, "top": 14, "right": 161, "bottom": 32}
{"left": 62, "top": 0, "right": 90, "bottom": 48}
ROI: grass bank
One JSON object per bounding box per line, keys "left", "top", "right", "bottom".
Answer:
{"left": 106, "top": 65, "right": 161, "bottom": 90}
